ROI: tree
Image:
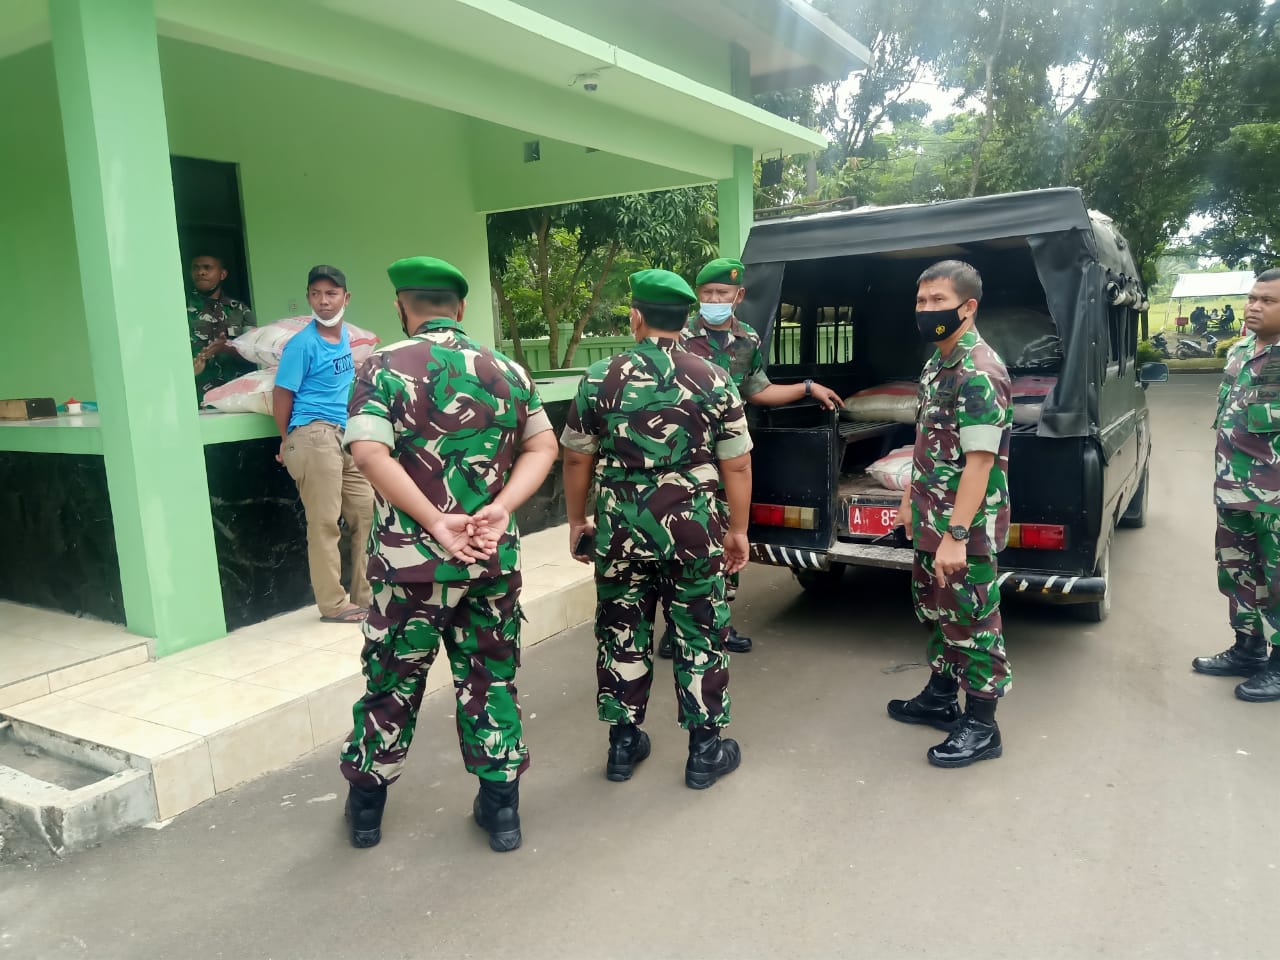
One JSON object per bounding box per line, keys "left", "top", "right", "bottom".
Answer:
{"left": 486, "top": 186, "right": 718, "bottom": 369}
{"left": 1195, "top": 5, "right": 1280, "bottom": 269}
{"left": 486, "top": 208, "right": 534, "bottom": 369}
{"left": 1198, "top": 123, "right": 1280, "bottom": 271}
{"left": 809, "top": 0, "right": 957, "bottom": 168}
{"left": 800, "top": 0, "right": 1272, "bottom": 286}
{"left": 1068, "top": 0, "right": 1266, "bottom": 285}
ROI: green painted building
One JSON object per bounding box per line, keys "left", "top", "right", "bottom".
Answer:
{"left": 0, "top": 0, "right": 867, "bottom": 656}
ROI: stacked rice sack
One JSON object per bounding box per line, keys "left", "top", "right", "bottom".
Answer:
{"left": 867, "top": 446, "right": 914, "bottom": 491}
{"left": 842, "top": 376, "right": 1058, "bottom": 428}
{"left": 841, "top": 381, "right": 918, "bottom": 424}
{"left": 201, "top": 317, "right": 379, "bottom": 415}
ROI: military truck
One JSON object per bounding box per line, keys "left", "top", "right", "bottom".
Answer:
{"left": 737, "top": 188, "right": 1167, "bottom": 622}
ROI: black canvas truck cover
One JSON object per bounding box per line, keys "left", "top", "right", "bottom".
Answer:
{"left": 737, "top": 187, "right": 1144, "bottom": 439}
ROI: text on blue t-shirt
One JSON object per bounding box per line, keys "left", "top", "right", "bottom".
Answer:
{"left": 275, "top": 322, "right": 356, "bottom": 432}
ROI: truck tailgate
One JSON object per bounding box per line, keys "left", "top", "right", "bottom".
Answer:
{"left": 746, "top": 417, "right": 837, "bottom": 552}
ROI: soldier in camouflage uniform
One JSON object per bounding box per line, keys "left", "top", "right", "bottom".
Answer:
{"left": 655, "top": 258, "right": 842, "bottom": 658}
{"left": 187, "top": 253, "right": 256, "bottom": 398}
{"left": 561, "top": 269, "right": 753, "bottom": 790}
{"left": 1192, "top": 269, "right": 1280, "bottom": 701}
{"left": 339, "top": 256, "right": 557, "bottom": 851}
{"left": 887, "top": 260, "right": 1013, "bottom": 768}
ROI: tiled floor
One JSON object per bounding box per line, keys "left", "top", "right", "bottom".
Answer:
{"left": 0, "top": 601, "right": 149, "bottom": 709}
{"left": 0, "top": 524, "right": 594, "bottom": 821}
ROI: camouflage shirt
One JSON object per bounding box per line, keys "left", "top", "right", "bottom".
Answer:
{"left": 911, "top": 328, "right": 1013, "bottom": 556}
{"left": 560, "top": 337, "right": 753, "bottom": 562}
{"left": 344, "top": 317, "right": 552, "bottom": 583}
{"left": 1214, "top": 333, "right": 1280, "bottom": 513}
{"left": 680, "top": 314, "right": 771, "bottom": 399}
{"left": 188, "top": 291, "right": 257, "bottom": 394}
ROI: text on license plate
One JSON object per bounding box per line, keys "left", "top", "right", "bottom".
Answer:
{"left": 848, "top": 504, "right": 895, "bottom": 537}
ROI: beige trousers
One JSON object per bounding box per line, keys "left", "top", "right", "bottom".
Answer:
{"left": 282, "top": 421, "right": 374, "bottom": 617}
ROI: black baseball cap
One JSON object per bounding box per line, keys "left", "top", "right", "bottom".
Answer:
{"left": 307, "top": 264, "right": 347, "bottom": 289}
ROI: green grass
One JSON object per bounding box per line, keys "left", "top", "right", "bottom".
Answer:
{"left": 1146, "top": 296, "right": 1248, "bottom": 335}
{"left": 1164, "top": 357, "right": 1226, "bottom": 372}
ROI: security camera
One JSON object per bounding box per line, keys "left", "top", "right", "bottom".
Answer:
{"left": 581, "top": 73, "right": 599, "bottom": 92}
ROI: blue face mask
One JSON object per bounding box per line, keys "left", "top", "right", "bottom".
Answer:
{"left": 700, "top": 302, "right": 734, "bottom": 326}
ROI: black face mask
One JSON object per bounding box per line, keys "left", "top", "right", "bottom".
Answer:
{"left": 915, "top": 307, "right": 966, "bottom": 343}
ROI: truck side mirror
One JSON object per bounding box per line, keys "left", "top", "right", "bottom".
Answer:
{"left": 1139, "top": 362, "right": 1169, "bottom": 385}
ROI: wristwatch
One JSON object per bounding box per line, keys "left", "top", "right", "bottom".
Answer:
{"left": 947, "top": 524, "right": 970, "bottom": 543}
{"left": 804, "top": 378, "right": 813, "bottom": 398}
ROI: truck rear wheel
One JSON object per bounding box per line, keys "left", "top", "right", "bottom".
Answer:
{"left": 1073, "top": 541, "right": 1111, "bottom": 623}
{"left": 794, "top": 567, "right": 844, "bottom": 595}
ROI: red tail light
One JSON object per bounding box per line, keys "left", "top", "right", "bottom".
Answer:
{"left": 750, "top": 503, "right": 816, "bottom": 529}
{"left": 1009, "top": 523, "right": 1066, "bottom": 550}
{"left": 751, "top": 503, "right": 785, "bottom": 526}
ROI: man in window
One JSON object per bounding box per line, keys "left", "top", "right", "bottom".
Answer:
{"left": 188, "top": 252, "right": 256, "bottom": 397}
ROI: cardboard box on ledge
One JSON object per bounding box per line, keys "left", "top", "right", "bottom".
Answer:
{"left": 0, "top": 398, "right": 58, "bottom": 420}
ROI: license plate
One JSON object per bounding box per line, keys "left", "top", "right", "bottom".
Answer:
{"left": 848, "top": 503, "right": 896, "bottom": 537}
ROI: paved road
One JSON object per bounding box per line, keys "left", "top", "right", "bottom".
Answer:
{"left": 5, "top": 376, "right": 1274, "bottom": 960}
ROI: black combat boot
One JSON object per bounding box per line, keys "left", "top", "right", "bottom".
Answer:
{"left": 684, "top": 724, "right": 741, "bottom": 790}
{"left": 724, "top": 626, "right": 752, "bottom": 653}
{"left": 472, "top": 779, "right": 521, "bottom": 852}
{"left": 1193, "top": 632, "right": 1268, "bottom": 677}
{"left": 606, "top": 722, "right": 651, "bottom": 782}
{"left": 658, "top": 627, "right": 674, "bottom": 659}
{"left": 1235, "top": 646, "right": 1280, "bottom": 702}
{"left": 887, "top": 672, "right": 961, "bottom": 732}
{"left": 344, "top": 782, "right": 387, "bottom": 849}
{"left": 927, "top": 695, "right": 1002, "bottom": 768}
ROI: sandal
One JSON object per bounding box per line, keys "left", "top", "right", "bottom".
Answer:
{"left": 321, "top": 606, "right": 367, "bottom": 624}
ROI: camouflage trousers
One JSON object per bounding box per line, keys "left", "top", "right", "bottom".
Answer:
{"left": 911, "top": 551, "right": 1011, "bottom": 697}
{"left": 1216, "top": 506, "right": 1280, "bottom": 642}
{"left": 340, "top": 574, "right": 528, "bottom": 788}
{"left": 595, "top": 555, "right": 732, "bottom": 728}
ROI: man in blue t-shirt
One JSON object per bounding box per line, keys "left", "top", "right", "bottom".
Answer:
{"left": 274, "top": 265, "right": 374, "bottom": 623}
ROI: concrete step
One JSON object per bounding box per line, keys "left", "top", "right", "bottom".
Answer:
{"left": 0, "top": 719, "right": 155, "bottom": 856}
{"left": 0, "top": 640, "right": 150, "bottom": 711}
{"left": 0, "top": 524, "right": 596, "bottom": 849}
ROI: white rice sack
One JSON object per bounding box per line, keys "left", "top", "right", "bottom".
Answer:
{"left": 231, "top": 317, "right": 381, "bottom": 367}
{"left": 842, "top": 381, "right": 918, "bottom": 424}
{"left": 1012, "top": 404, "right": 1043, "bottom": 425}
{"left": 867, "top": 446, "right": 914, "bottom": 492}
{"left": 201, "top": 369, "right": 276, "bottom": 415}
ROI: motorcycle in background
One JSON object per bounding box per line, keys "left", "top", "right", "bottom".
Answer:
{"left": 1176, "top": 333, "right": 1219, "bottom": 359}
{"left": 1149, "top": 331, "right": 1172, "bottom": 358}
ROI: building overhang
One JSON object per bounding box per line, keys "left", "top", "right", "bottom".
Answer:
{"left": 4, "top": 0, "right": 830, "bottom": 181}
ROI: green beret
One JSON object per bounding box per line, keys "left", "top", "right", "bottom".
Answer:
{"left": 387, "top": 256, "right": 469, "bottom": 299}
{"left": 629, "top": 268, "right": 697, "bottom": 306}
{"left": 695, "top": 258, "right": 745, "bottom": 287}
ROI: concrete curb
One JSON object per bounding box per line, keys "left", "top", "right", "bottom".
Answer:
{"left": 0, "top": 722, "right": 156, "bottom": 855}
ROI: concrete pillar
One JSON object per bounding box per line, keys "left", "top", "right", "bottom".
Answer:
{"left": 51, "top": 0, "right": 227, "bottom": 653}
{"left": 717, "top": 146, "right": 755, "bottom": 260}
{"left": 717, "top": 45, "right": 755, "bottom": 259}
